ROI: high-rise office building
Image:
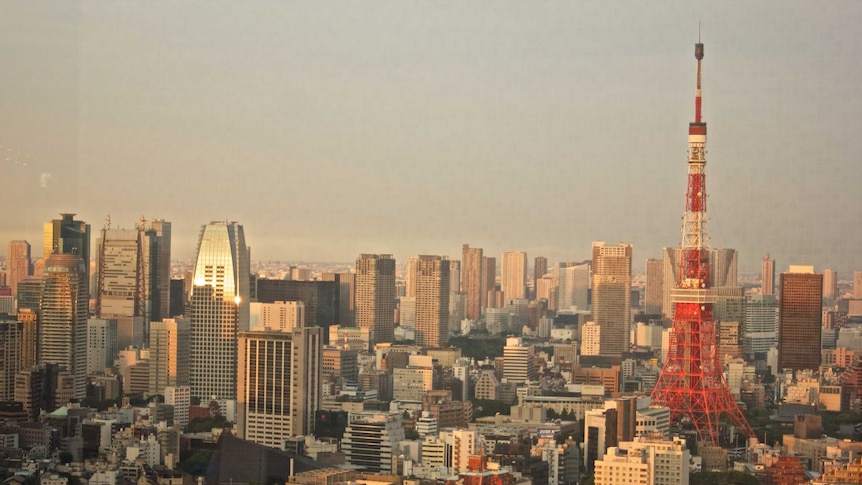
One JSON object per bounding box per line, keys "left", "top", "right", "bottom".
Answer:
{"left": 661, "top": 248, "right": 681, "bottom": 318}
{"left": 413, "top": 256, "right": 450, "bottom": 348}
{"left": 149, "top": 318, "right": 190, "bottom": 396}
{"left": 448, "top": 259, "right": 461, "bottom": 294}
{"left": 534, "top": 256, "right": 548, "bottom": 291}
{"left": 39, "top": 253, "right": 88, "bottom": 399}
{"left": 6, "top": 240, "right": 31, "bottom": 297}
{"left": 762, "top": 254, "right": 775, "bottom": 296}
{"left": 644, "top": 259, "right": 663, "bottom": 315}
{"left": 592, "top": 242, "right": 633, "bottom": 356}
{"left": 237, "top": 326, "right": 322, "bottom": 448}
{"left": 87, "top": 318, "right": 119, "bottom": 374}
{"left": 501, "top": 251, "right": 527, "bottom": 301}
{"left": 319, "top": 272, "right": 354, "bottom": 327}
{"left": 355, "top": 254, "right": 396, "bottom": 345}
{"left": 256, "top": 279, "right": 339, "bottom": 331}
{"left": 855, "top": 271, "right": 862, "bottom": 299}
{"left": 342, "top": 413, "right": 405, "bottom": 473}
{"left": 461, "top": 245, "right": 483, "bottom": 321}
{"left": 557, "top": 262, "right": 590, "bottom": 312}
{"left": 43, "top": 214, "right": 91, "bottom": 281}
{"left": 822, "top": 269, "right": 838, "bottom": 300}
{"left": 481, "top": 256, "right": 496, "bottom": 309}
{"left": 189, "top": 221, "right": 250, "bottom": 400}
{"left": 777, "top": 266, "right": 822, "bottom": 373}
{"left": 710, "top": 248, "right": 738, "bottom": 288}
{"left": 95, "top": 219, "right": 171, "bottom": 330}
{"left": 405, "top": 256, "right": 419, "bottom": 298}
{"left": 0, "top": 318, "right": 22, "bottom": 401}
{"left": 743, "top": 294, "right": 778, "bottom": 357}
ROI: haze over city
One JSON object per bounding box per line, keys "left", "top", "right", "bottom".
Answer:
{"left": 1, "top": 1, "right": 860, "bottom": 274}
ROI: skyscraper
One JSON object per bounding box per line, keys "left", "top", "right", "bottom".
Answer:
{"left": 644, "top": 259, "right": 663, "bottom": 316}
{"left": 501, "top": 251, "right": 527, "bottom": 301}
{"left": 710, "top": 248, "right": 737, "bottom": 288}
{"left": 237, "top": 326, "right": 322, "bottom": 448}
{"left": 855, "top": 271, "right": 862, "bottom": 299}
{"left": 503, "top": 336, "right": 537, "bottom": 384}
{"left": 43, "top": 213, "right": 91, "bottom": 280}
{"left": 822, "top": 269, "right": 838, "bottom": 300}
{"left": 557, "top": 261, "right": 590, "bottom": 312}
{"left": 355, "top": 254, "right": 396, "bottom": 345}
{"left": 777, "top": 266, "right": 822, "bottom": 373}
{"left": 592, "top": 242, "right": 633, "bottom": 356}
{"left": 413, "top": 255, "right": 450, "bottom": 348}
{"left": 95, "top": 219, "right": 171, "bottom": 328}
{"left": 461, "top": 245, "right": 483, "bottom": 321}
{"left": 0, "top": 318, "right": 22, "bottom": 401}
{"left": 6, "top": 240, "right": 31, "bottom": 297}
{"left": 743, "top": 294, "right": 778, "bottom": 357}
{"left": 39, "top": 253, "right": 88, "bottom": 399}
{"left": 149, "top": 318, "right": 190, "bottom": 396}
{"left": 405, "top": 256, "right": 419, "bottom": 298}
{"left": 481, "top": 256, "right": 496, "bottom": 309}
{"left": 762, "top": 254, "right": 775, "bottom": 296}
{"left": 534, "top": 256, "right": 548, "bottom": 293}
{"left": 189, "top": 221, "right": 250, "bottom": 400}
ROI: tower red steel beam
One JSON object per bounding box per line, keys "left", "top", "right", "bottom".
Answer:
{"left": 649, "top": 37, "right": 755, "bottom": 446}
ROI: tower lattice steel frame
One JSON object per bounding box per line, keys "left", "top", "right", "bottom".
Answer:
{"left": 650, "top": 37, "right": 755, "bottom": 445}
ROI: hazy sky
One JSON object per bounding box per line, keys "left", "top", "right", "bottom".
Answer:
{"left": 1, "top": 1, "right": 860, "bottom": 274}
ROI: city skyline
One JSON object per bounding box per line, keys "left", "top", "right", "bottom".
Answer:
{"left": 1, "top": 2, "right": 861, "bottom": 274}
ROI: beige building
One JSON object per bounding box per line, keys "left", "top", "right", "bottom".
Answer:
{"left": 592, "top": 242, "right": 632, "bottom": 356}
{"left": 6, "top": 240, "right": 31, "bottom": 297}
{"left": 249, "top": 300, "right": 305, "bottom": 332}
{"left": 237, "top": 326, "right": 322, "bottom": 449}
{"left": 148, "top": 318, "right": 190, "bottom": 396}
{"left": 644, "top": 258, "right": 663, "bottom": 315}
{"left": 413, "top": 255, "right": 450, "bottom": 348}
{"left": 461, "top": 245, "right": 483, "bottom": 321}
{"left": 501, "top": 251, "right": 527, "bottom": 300}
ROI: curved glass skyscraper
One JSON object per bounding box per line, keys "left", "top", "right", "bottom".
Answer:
{"left": 189, "top": 221, "right": 249, "bottom": 401}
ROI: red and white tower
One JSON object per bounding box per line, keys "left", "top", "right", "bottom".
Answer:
{"left": 650, "top": 37, "right": 754, "bottom": 445}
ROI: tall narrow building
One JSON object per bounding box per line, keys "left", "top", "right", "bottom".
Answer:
{"left": 39, "top": 253, "right": 89, "bottom": 399}
{"left": 355, "top": 254, "right": 396, "bottom": 345}
{"left": 189, "top": 221, "right": 250, "bottom": 401}
{"left": 95, "top": 219, "right": 171, "bottom": 333}
{"left": 43, "top": 214, "right": 91, "bottom": 280}
{"left": 237, "top": 326, "right": 322, "bottom": 448}
{"left": 762, "top": 254, "right": 775, "bottom": 296}
{"left": 501, "top": 251, "right": 527, "bottom": 301}
{"left": 777, "top": 266, "right": 822, "bottom": 373}
{"left": 413, "top": 256, "right": 450, "bottom": 348}
{"left": 557, "top": 261, "right": 590, "bottom": 312}
{"left": 149, "top": 318, "right": 190, "bottom": 396}
{"left": 592, "top": 242, "right": 633, "bottom": 356}
{"left": 481, "top": 256, "right": 496, "bottom": 309}
{"left": 822, "top": 269, "right": 838, "bottom": 300}
{"left": 6, "top": 240, "right": 31, "bottom": 297}
{"left": 855, "top": 271, "right": 862, "bottom": 299}
{"left": 534, "top": 256, "right": 548, "bottom": 293}
{"left": 644, "top": 259, "right": 663, "bottom": 316}
{"left": 461, "top": 245, "right": 483, "bottom": 321}
{"left": 710, "top": 248, "right": 737, "bottom": 288}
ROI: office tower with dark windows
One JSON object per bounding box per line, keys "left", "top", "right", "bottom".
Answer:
{"left": 592, "top": 242, "right": 633, "bottom": 356}
{"left": 501, "top": 251, "right": 528, "bottom": 301}
{"left": 413, "top": 256, "right": 450, "bottom": 348}
{"left": 762, "top": 254, "right": 775, "bottom": 296}
{"left": 534, "top": 256, "right": 548, "bottom": 292}
{"left": 0, "top": 318, "right": 22, "bottom": 401}
{"left": 355, "top": 254, "right": 396, "bottom": 345}
{"left": 189, "top": 221, "right": 249, "bottom": 401}
{"left": 778, "top": 266, "right": 823, "bottom": 373}
{"left": 320, "top": 272, "right": 354, "bottom": 326}
{"left": 39, "top": 253, "right": 88, "bottom": 399}
{"left": 461, "top": 245, "right": 483, "bottom": 321}
{"left": 7, "top": 240, "right": 31, "bottom": 297}
{"left": 237, "top": 326, "right": 322, "bottom": 448}
{"left": 482, "top": 256, "right": 496, "bottom": 308}
{"left": 95, "top": 219, "right": 171, "bottom": 340}
{"left": 43, "top": 214, "right": 91, "bottom": 281}
{"left": 644, "top": 258, "right": 663, "bottom": 316}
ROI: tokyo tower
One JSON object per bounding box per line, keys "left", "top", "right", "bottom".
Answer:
{"left": 649, "top": 36, "right": 754, "bottom": 445}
